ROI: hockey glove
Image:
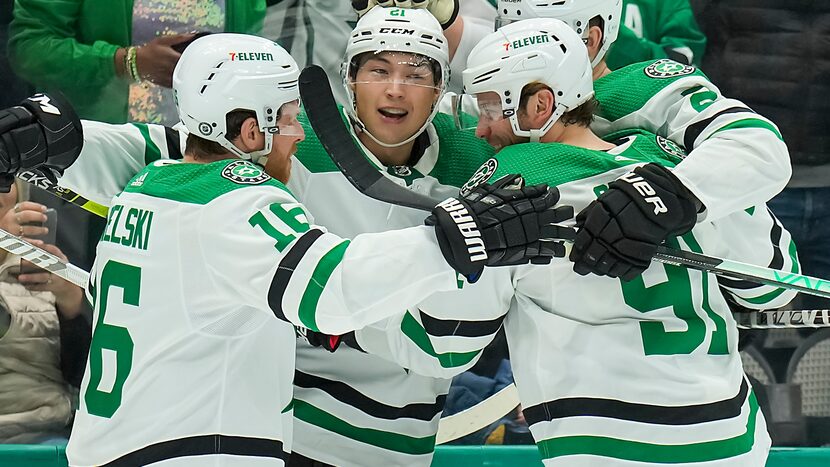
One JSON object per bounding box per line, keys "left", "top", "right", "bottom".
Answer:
{"left": 296, "top": 326, "right": 343, "bottom": 352}
{"left": 0, "top": 93, "right": 83, "bottom": 192}
{"left": 570, "top": 163, "right": 700, "bottom": 281}
{"left": 426, "top": 174, "right": 576, "bottom": 283}
{"left": 353, "top": 0, "right": 459, "bottom": 29}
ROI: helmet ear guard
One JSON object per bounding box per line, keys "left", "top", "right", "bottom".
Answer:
{"left": 172, "top": 33, "right": 301, "bottom": 160}
{"left": 495, "top": 0, "right": 622, "bottom": 67}
{"left": 341, "top": 6, "right": 451, "bottom": 148}
{"left": 463, "top": 18, "right": 595, "bottom": 142}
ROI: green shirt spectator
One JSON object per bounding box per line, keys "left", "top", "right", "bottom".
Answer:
{"left": 9, "top": 0, "right": 265, "bottom": 123}
{"left": 607, "top": 0, "right": 706, "bottom": 69}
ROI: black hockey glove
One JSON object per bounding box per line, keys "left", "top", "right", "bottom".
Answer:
{"left": 426, "top": 174, "right": 575, "bottom": 283}
{"left": 570, "top": 163, "right": 700, "bottom": 281}
{"left": 0, "top": 92, "right": 84, "bottom": 192}
{"left": 296, "top": 326, "right": 343, "bottom": 352}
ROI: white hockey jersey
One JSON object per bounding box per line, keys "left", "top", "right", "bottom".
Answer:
{"left": 392, "top": 133, "right": 799, "bottom": 466}
{"left": 65, "top": 159, "right": 459, "bottom": 466}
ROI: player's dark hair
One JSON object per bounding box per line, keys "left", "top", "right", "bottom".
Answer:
{"left": 185, "top": 109, "right": 257, "bottom": 159}
{"left": 518, "top": 82, "right": 596, "bottom": 128}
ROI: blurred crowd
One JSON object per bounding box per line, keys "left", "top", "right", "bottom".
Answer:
{"left": 0, "top": 0, "right": 828, "bottom": 452}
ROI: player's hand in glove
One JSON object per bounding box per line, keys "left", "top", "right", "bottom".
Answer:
{"left": 569, "top": 163, "right": 700, "bottom": 281}
{"left": 427, "top": 173, "right": 575, "bottom": 283}
{"left": 296, "top": 326, "right": 343, "bottom": 352}
{"left": 0, "top": 93, "right": 83, "bottom": 193}
{"left": 351, "top": 0, "right": 460, "bottom": 29}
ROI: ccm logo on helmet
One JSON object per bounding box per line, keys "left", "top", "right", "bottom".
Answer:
{"left": 619, "top": 172, "right": 668, "bottom": 215}
{"left": 436, "top": 198, "right": 488, "bottom": 262}
{"left": 378, "top": 27, "right": 415, "bottom": 35}
{"left": 228, "top": 52, "right": 275, "bottom": 61}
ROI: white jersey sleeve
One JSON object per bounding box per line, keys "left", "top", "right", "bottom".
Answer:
{"left": 594, "top": 64, "right": 791, "bottom": 222}
{"left": 60, "top": 120, "right": 183, "bottom": 206}
{"left": 712, "top": 206, "right": 800, "bottom": 310}
{"left": 200, "top": 186, "right": 459, "bottom": 335}
{"left": 353, "top": 267, "right": 514, "bottom": 378}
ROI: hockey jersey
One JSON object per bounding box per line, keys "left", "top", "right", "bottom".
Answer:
{"left": 393, "top": 131, "right": 799, "bottom": 466}
{"left": 592, "top": 59, "right": 791, "bottom": 221}
{"left": 65, "top": 159, "right": 459, "bottom": 466}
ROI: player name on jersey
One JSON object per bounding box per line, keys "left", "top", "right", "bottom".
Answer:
{"left": 100, "top": 204, "right": 154, "bottom": 250}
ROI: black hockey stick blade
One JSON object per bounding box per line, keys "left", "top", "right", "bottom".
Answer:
{"left": 298, "top": 65, "right": 441, "bottom": 212}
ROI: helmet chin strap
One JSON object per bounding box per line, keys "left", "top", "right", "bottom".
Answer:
{"left": 217, "top": 132, "right": 273, "bottom": 161}
{"left": 350, "top": 97, "right": 443, "bottom": 149}
{"left": 509, "top": 105, "right": 565, "bottom": 143}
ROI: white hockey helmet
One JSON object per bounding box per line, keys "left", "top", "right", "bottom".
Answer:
{"left": 342, "top": 6, "right": 450, "bottom": 148}
{"left": 463, "top": 18, "right": 594, "bottom": 142}
{"left": 496, "top": 0, "right": 622, "bottom": 68}
{"left": 173, "top": 33, "right": 301, "bottom": 160}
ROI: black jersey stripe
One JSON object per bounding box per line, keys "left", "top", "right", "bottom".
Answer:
{"left": 164, "top": 126, "right": 183, "bottom": 159}
{"left": 294, "top": 370, "right": 446, "bottom": 422}
{"left": 269, "top": 229, "right": 325, "bottom": 322}
{"left": 418, "top": 310, "right": 505, "bottom": 338}
{"left": 718, "top": 213, "right": 784, "bottom": 290}
{"left": 683, "top": 107, "right": 752, "bottom": 150}
{"left": 102, "top": 434, "right": 287, "bottom": 466}
{"left": 524, "top": 378, "right": 748, "bottom": 427}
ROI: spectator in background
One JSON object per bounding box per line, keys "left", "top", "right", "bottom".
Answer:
{"left": 0, "top": 0, "right": 30, "bottom": 108}
{"left": 0, "top": 181, "right": 89, "bottom": 444}
{"left": 9, "top": 0, "right": 266, "bottom": 124}
{"left": 694, "top": 1, "right": 830, "bottom": 314}
{"left": 606, "top": 0, "right": 706, "bottom": 69}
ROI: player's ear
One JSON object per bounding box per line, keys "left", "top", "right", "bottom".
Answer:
{"left": 525, "top": 88, "right": 555, "bottom": 129}
{"left": 585, "top": 25, "right": 603, "bottom": 63}
{"left": 236, "top": 117, "right": 264, "bottom": 152}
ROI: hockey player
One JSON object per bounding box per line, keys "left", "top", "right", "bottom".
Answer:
{"left": 494, "top": 0, "right": 792, "bottom": 282}
{"left": 62, "top": 33, "right": 566, "bottom": 466}
{"left": 372, "top": 18, "right": 798, "bottom": 466}
{"left": 0, "top": 8, "right": 570, "bottom": 467}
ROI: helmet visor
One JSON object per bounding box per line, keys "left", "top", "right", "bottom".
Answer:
{"left": 348, "top": 51, "right": 443, "bottom": 92}
{"left": 269, "top": 100, "right": 304, "bottom": 137}
{"left": 452, "top": 93, "right": 512, "bottom": 132}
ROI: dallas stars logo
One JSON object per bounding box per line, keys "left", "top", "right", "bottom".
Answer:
{"left": 644, "top": 59, "right": 696, "bottom": 79}
{"left": 221, "top": 160, "right": 271, "bottom": 185}
{"left": 656, "top": 136, "right": 687, "bottom": 159}
{"left": 460, "top": 158, "right": 498, "bottom": 196}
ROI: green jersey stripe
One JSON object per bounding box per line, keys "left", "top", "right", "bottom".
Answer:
{"left": 401, "top": 312, "right": 482, "bottom": 368}
{"left": 133, "top": 123, "right": 162, "bottom": 164}
{"left": 536, "top": 391, "right": 760, "bottom": 463}
{"left": 708, "top": 118, "right": 783, "bottom": 142}
{"left": 292, "top": 400, "right": 436, "bottom": 455}
{"left": 298, "top": 240, "right": 350, "bottom": 331}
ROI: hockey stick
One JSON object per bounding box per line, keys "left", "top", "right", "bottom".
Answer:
{"left": 16, "top": 170, "right": 108, "bottom": 218}
{"left": 0, "top": 227, "right": 89, "bottom": 287}
{"left": 436, "top": 384, "right": 520, "bottom": 445}
{"left": 734, "top": 309, "right": 830, "bottom": 329}
{"left": 298, "top": 64, "right": 830, "bottom": 300}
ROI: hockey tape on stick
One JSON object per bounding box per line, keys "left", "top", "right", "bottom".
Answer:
{"left": 734, "top": 309, "right": 830, "bottom": 329}
{"left": 436, "top": 384, "right": 520, "bottom": 444}
{"left": 16, "top": 169, "right": 108, "bottom": 218}
{"left": 297, "top": 71, "right": 830, "bottom": 299}
{"left": 298, "top": 65, "right": 441, "bottom": 212}
{"left": 0, "top": 227, "right": 89, "bottom": 287}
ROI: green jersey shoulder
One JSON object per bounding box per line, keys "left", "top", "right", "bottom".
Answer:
{"left": 122, "top": 159, "right": 292, "bottom": 205}
{"left": 470, "top": 129, "right": 682, "bottom": 190}
{"left": 594, "top": 59, "right": 710, "bottom": 122}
